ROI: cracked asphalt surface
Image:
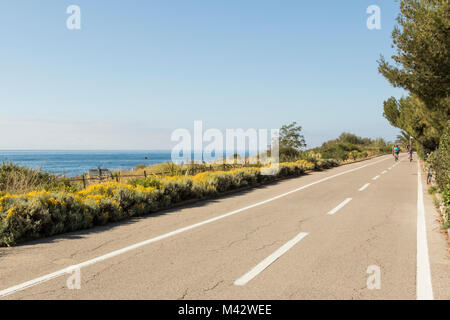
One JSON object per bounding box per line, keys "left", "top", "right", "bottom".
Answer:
{"left": 0, "top": 154, "right": 449, "bottom": 299}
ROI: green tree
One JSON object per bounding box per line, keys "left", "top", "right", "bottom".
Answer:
{"left": 278, "top": 122, "right": 306, "bottom": 161}
{"left": 378, "top": 0, "right": 449, "bottom": 114}
{"left": 279, "top": 122, "right": 306, "bottom": 150}
{"left": 338, "top": 133, "right": 367, "bottom": 145}
{"left": 395, "top": 130, "right": 412, "bottom": 147}
{"left": 378, "top": 0, "right": 449, "bottom": 154}
{"left": 383, "top": 95, "right": 441, "bottom": 154}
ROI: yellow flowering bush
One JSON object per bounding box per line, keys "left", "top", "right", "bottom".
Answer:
{"left": 0, "top": 183, "right": 163, "bottom": 246}
{"left": 315, "top": 159, "right": 339, "bottom": 170}
{"left": 295, "top": 159, "right": 316, "bottom": 170}
{"left": 0, "top": 159, "right": 319, "bottom": 246}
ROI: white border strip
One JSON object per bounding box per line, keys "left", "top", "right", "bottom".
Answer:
{"left": 0, "top": 156, "right": 390, "bottom": 298}
{"left": 416, "top": 161, "right": 434, "bottom": 300}
{"left": 234, "top": 232, "right": 309, "bottom": 286}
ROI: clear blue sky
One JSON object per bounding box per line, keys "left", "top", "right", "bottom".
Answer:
{"left": 0, "top": 0, "right": 405, "bottom": 150}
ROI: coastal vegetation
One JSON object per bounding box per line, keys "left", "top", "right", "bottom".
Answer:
{"left": 0, "top": 130, "right": 392, "bottom": 246}
{"left": 378, "top": 0, "right": 449, "bottom": 228}
{"left": 379, "top": 0, "right": 449, "bottom": 156}
{"left": 308, "top": 133, "right": 392, "bottom": 162}
{"left": 0, "top": 161, "right": 75, "bottom": 195}
{"left": 0, "top": 161, "right": 322, "bottom": 246}
{"left": 426, "top": 123, "right": 450, "bottom": 228}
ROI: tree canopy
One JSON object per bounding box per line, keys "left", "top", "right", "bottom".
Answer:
{"left": 278, "top": 122, "right": 306, "bottom": 161}
{"left": 279, "top": 122, "right": 306, "bottom": 150}
{"left": 378, "top": 0, "right": 449, "bottom": 154}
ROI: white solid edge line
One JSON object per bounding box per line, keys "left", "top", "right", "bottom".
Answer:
{"left": 0, "top": 155, "right": 391, "bottom": 298}
{"left": 381, "top": 170, "right": 388, "bottom": 174}
{"left": 234, "top": 232, "right": 309, "bottom": 286}
{"left": 416, "top": 161, "right": 434, "bottom": 300}
{"left": 358, "top": 183, "right": 370, "bottom": 192}
{"left": 372, "top": 175, "right": 380, "bottom": 181}
{"left": 327, "top": 198, "right": 352, "bottom": 215}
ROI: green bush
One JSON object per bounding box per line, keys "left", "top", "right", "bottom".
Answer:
{"left": 0, "top": 161, "right": 76, "bottom": 195}
{"left": 315, "top": 159, "right": 339, "bottom": 170}
{"left": 311, "top": 134, "right": 392, "bottom": 160}
{"left": 0, "top": 159, "right": 332, "bottom": 246}
{"left": 427, "top": 122, "right": 450, "bottom": 227}
{"left": 434, "top": 123, "right": 449, "bottom": 196}
{"left": 428, "top": 186, "right": 439, "bottom": 194}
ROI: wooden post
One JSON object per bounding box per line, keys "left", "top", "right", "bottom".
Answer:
{"left": 116, "top": 172, "right": 120, "bottom": 182}
{"left": 82, "top": 174, "right": 87, "bottom": 189}
{"left": 144, "top": 170, "right": 147, "bottom": 179}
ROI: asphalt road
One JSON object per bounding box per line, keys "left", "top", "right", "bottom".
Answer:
{"left": 0, "top": 154, "right": 449, "bottom": 300}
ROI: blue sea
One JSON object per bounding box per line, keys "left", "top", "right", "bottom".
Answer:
{"left": 0, "top": 150, "right": 173, "bottom": 177}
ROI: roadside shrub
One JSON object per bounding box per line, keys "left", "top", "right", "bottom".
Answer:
{"left": 0, "top": 182, "right": 166, "bottom": 246}
{"left": 277, "top": 162, "right": 305, "bottom": 177}
{"left": 434, "top": 123, "right": 449, "bottom": 198}
{"left": 231, "top": 168, "right": 259, "bottom": 186}
{"left": 311, "top": 134, "right": 391, "bottom": 160}
{"left": 130, "top": 176, "right": 162, "bottom": 189}
{"left": 299, "top": 151, "right": 320, "bottom": 165}
{"left": 428, "top": 186, "right": 438, "bottom": 194}
{"left": 160, "top": 176, "right": 196, "bottom": 203}
{"left": 315, "top": 159, "right": 339, "bottom": 170}
{"left": 443, "top": 187, "right": 449, "bottom": 211}
{"left": 0, "top": 162, "right": 76, "bottom": 195}
{"left": 295, "top": 159, "right": 316, "bottom": 170}
{"left": 0, "top": 159, "right": 330, "bottom": 246}
{"left": 426, "top": 123, "right": 450, "bottom": 227}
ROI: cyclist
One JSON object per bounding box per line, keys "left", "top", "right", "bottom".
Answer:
{"left": 393, "top": 144, "right": 400, "bottom": 161}
{"left": 408, "top": 146, "right": 413, "bottom": 162}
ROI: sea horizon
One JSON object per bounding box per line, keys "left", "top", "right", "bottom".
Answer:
{"left": 0, "top": 149, "right": 259, "bottom": 177}
{"left": 0, "top": 150, "right": 175, "bottom": 177}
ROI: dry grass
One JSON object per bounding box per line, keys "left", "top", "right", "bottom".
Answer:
{"left": 0, "top": 162, "right": 75, "bottom": 195}
{"left": 115, "top": 158, "right": 262, "bottom": 183}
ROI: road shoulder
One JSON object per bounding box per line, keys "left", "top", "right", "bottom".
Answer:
{"left": 422, "top": 162, "right": 450, "bottom": 300}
